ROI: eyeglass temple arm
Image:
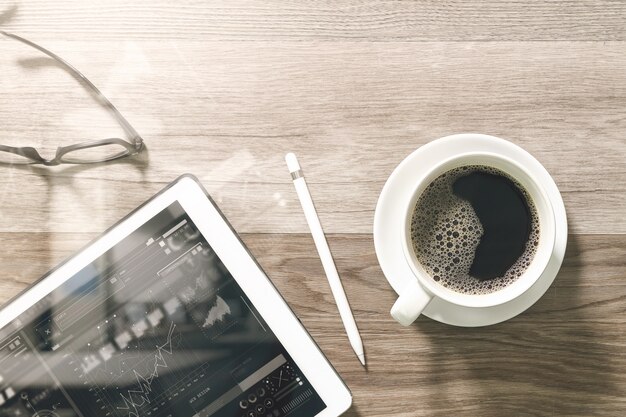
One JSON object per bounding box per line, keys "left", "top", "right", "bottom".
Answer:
{"left": 0, "top": 30, "right": 143, "bottom": 150}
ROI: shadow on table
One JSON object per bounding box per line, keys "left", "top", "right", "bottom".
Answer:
{"left": 413, "top": 232, "right": 620, "bottom": 416}
{"left": 0, "top": 5, "right": 17, "bottom": 25}
{"left": 0, "top": 150, "right": 150, "bottom": 290}
{"left": 342, "top": 407, "right": 365, "bottom": 417}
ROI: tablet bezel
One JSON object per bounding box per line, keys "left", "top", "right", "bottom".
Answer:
{"left": 0, "top": 174, "right": 352, "bottom": 417}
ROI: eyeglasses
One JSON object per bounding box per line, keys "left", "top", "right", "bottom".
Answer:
{"left": 0, "top": 31, "right": 144, "bottom": 166}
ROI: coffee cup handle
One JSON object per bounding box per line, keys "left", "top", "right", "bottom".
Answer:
{"left": 390, "top": 280, "right": 434, "bottom": 326}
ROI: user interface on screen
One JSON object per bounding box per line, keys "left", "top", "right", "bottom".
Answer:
{"left": 0, "top": 202, "right": 326, "bottom": 417}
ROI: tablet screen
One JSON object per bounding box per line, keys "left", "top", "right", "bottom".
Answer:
{"left": 0, "top": 202, "right": 326, "bottom": 417}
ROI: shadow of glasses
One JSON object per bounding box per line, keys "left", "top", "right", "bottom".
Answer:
{"left": 0, "top": 5, "right": 17, "bottom": 25}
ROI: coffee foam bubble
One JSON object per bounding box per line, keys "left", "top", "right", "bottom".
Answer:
{"left": 410, "top": 165, "right": 540, "bottom": 295}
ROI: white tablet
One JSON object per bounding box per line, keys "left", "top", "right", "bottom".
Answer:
{"left": 0, "top": 175, "right": 351, "bottom": 417}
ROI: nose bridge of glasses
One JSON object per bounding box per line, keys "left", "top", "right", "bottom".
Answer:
{"left": 15, "top": 146, "right": 46, "bottom": 162}
{"left": 21, "top": 146, "right": 61, "bottom": 165}
{"left": 42, "top": 159, "right": 62, "bottom": 166}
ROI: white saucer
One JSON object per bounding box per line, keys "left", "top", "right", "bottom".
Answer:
{"left": 373, "top": 134, "right": 568, "bottom": 327}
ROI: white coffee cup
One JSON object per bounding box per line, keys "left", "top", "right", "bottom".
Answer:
{"left": 390, "top": 150, "right": 556, "bottom": 326}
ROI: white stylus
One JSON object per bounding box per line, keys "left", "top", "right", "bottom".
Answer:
{"left": 285, "top": 152, "right": 366, "bottom": 366}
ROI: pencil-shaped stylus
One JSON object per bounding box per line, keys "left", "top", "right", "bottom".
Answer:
{"left": 285, "top": 152, "right": 366, "bottom": 366}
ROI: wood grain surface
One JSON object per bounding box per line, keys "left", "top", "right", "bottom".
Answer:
{"left": 0, "top": 1, "right": 624, "bottom": 416}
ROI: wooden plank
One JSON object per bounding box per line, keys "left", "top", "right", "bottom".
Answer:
{"left": 0, "top": 232, "right": 624, "bottom": 415}
{"left": 2, "top": 1, "right": 625, "bottom": 41}
{"left": 0, "top": 41, "right": 624, "bottom": 234}
{"left": 255, "top": 233, "right": 626, "bottom": 417}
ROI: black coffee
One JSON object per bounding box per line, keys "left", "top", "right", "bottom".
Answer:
{"left": 410, "top": 165, "right": 539, "bottom": 295}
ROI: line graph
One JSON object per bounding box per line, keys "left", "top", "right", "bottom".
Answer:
{"left": 116, "top": 323, "right": 176, "bottom": 417}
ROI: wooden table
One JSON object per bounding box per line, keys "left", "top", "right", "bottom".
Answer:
{"left": 1, "top": 2, "right": 624, "bottom": 415}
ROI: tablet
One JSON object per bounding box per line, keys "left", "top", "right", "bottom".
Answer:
{"left": 0, "top": 175, "right": 351, "bottom": 417}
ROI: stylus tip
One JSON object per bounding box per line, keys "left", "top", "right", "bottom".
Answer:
{"left": 285, "top": 152, "right": 301, "bottom": 173}
{"left": 357, "top": 353, "right": 366, "bottom": 366}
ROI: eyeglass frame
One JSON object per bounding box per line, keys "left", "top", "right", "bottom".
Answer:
{"left": 0, "top": 30, "right": 144, "bottom": 166}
